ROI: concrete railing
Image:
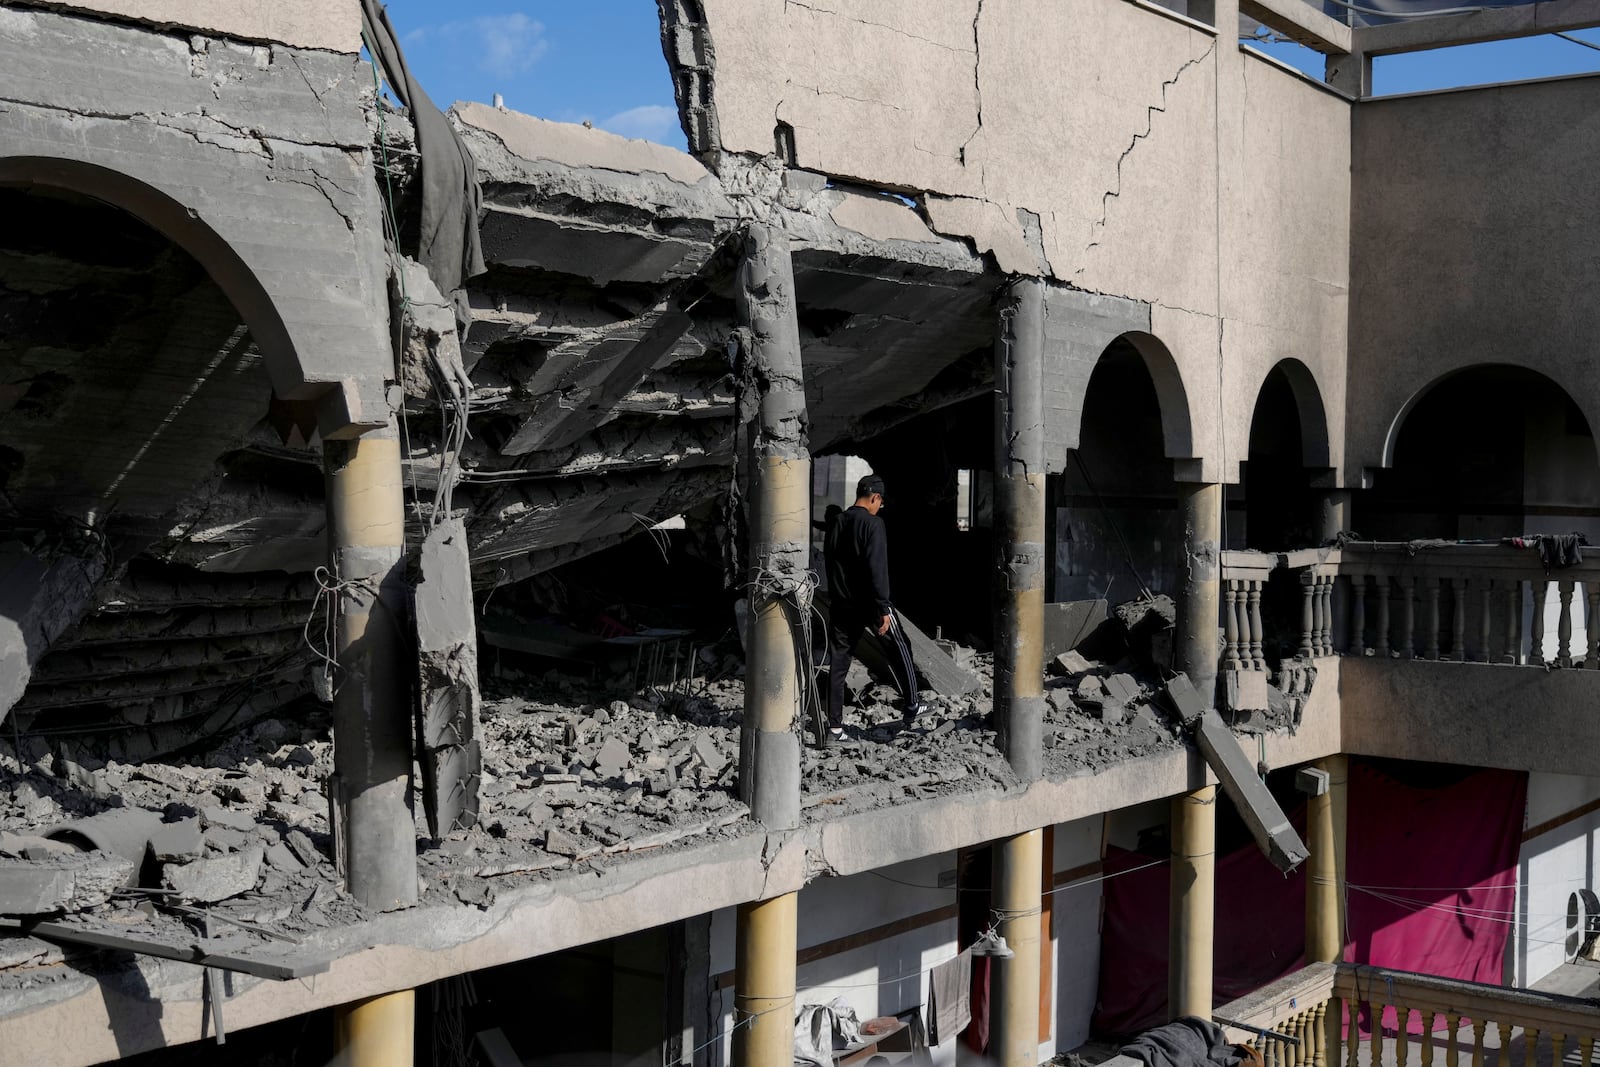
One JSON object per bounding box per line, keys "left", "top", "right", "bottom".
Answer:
{"left": 1337, "top": 542, "right": 1600, "bottom": 667}
{"left": 1217, "top": 962, "right": 1600, "bottom": 1067}
{"left": 1220, "top": 549, "right": 1342, "bottom": 672}
{"left": 1217, "top": 961, "right": 1338, "bottom": 1067}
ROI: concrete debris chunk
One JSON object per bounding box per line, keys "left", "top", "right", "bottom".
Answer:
{"left": 161, "top": 843, "right": 264, "bottom": 903}
{"left": 1050, "top": 650, "right": 1094, "bottom": 676}
{"left": 544, "top": 828, "right": 583, "bottom": 857}
{"left": 0, "top": 833, "right": 74, "bottom": 860}
{"left": 203, "top": 827, "right": 249, "bottom": 853}
{"left": 1045, "top": 688, "right": 1076, "bottom": 715}
{"left": 0, "top": 853, "right": 134, "bottom": 916}
{"left": 145, "top": 818, "right": 203, "bottom": 863}
{"left": 1103, "top": 673, "right": 1141, "bottom": 705}
{"left": 1043, "top": 599, "right": 1109, "bottom": 659}
{"left": 691, "top": 731, "right": 726, "bottom": 775}
{"left": 1161, "top": 672, "right": 1208, "bottom": 727}
{"left": 265, "top": 842, "right": 304, "bottom": 872}
{"left": 284, "top": 830, "right": 321, "bottom": 869}
{"left": 200, "top": 804, "right": 256, "bottom": 833}
{"left": 591, "top": 736, "right": 631, "bottom": 779}
{"left": 265, "top": 800, "right": 317, "bottom": 827}
{"left": 218, "top": 776, "right": 266, "bottom": 806}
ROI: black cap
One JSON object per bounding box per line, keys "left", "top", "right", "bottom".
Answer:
{"left": 856, "top": 474, "right": 886, "bottom": 500}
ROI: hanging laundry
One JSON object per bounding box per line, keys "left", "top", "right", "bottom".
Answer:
{"left": 927, "top": 946, "right": 972, "bottom": 1045}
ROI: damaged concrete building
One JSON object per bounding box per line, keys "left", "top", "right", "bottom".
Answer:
{"left": 2, "top": 0, "right": 1600, "bottom": 1064}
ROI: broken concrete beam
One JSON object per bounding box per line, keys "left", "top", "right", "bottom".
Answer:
{"left": 162, "top": 843, "right": 265, "bottom": 903}
{"left": 1193, "top": 709, "right": 1309, "bottom": 874}
{"left": 415, "top": 518, "right": 483, "bottom": 837}
{"left": 1161, "top": 672, "right": 1209, "bottom": 728}
{"left": 0, "top": 853, "right": 134, "bottom": 915}
{"left": 44, "top": 808, "right": 164, "bottom": 876}
{"left": 1043, "top": 600, "right": 1108, "bottom": 660}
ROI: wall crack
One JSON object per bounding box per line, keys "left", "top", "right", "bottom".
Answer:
{"left": 1078, "top": 38, "right": 1217, "bottom": 272}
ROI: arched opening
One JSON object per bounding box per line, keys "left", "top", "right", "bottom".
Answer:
{"left": 1235, "top": 360, "right": 1331, "bottom": 552}
{"left": 1362, "top": 366, "right": 1599, "bottom": 541}
{"left": 0, "top": 181, "right": 323, "bottom": 750}
{"left": 1356, "top": 365, "right": 1600, "bottom": 664}
{"left": 0, "top": 157, "right": 304, "bottom": 398}
{"left": 1055, "top": 336, "right": 1187, "bottom": 604}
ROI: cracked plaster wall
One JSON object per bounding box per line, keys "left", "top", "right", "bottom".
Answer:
{"left": 690, "top": 0, "right": 1351, "bottom": 484}
{"left": 0, "top": 5, "right": 392, "bottom": 433}
{"left": 1346, "top": 75, "right": 1600, "bottom": 485}
{"left": 6, "top": 0, "right": 360, "bottom": 52}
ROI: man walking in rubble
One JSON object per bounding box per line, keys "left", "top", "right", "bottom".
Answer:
{"left": 823, "top": 474, "right": 928, "bottom": 743}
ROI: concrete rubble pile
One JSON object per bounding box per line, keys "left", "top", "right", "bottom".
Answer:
{"left": 0, "top": 588, "right": 1203, "bottom": 937}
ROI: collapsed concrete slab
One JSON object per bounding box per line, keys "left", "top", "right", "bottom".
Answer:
{"left": 0, "top": 536, "right": 110, "bottom": 724}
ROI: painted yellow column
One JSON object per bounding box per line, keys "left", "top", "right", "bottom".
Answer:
{"left": 732, "top": 893, "right": 798, "bottom": 1067}
{"left": 334, "top": 990, "right": 414, "bottom": 1067}
{"left": 1169, "top": 784, "right": 1217, "bottom": 1020}
{"left": 324, "top": 429, "right": 416, "bottom": 911}
{"left": 1306, "top": 754, "right": 1348, "bottom": 965}
{"left": 993, "top": 828, "right": 1045, "bottom": 1067}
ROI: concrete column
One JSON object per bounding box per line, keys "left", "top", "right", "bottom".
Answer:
{"left": 1317, "top": 489, "right": 1352, "bottom": 543}
{"left": 324, "top": 429, "right": 417, "bottom": 912}
{"left": 994, "top": 277, "right": 1047, "bottom": 780}
{"left": 1169, "top": 784, "right": 1217, "bottom": 1020}
{"left": 1325, "top": 51, "right": 1371, "bottom": 97}
{"left": 1305, "top": 754, "right": 1348, "bottom": 963}
{"left": 992, "top": 828, "right": 1045, "bottom": 1067}
{"left": 335, "top": 991, "right": 414, "bottom": 1066}
{"left": 734, "top": 220, "right": 807, "bottom": 831}
{"left": 732, "top": 893, "right": 798, "bottom": 1067}
{"left": 732, "top": 222, "right": 805, "bottom": 1067}
{"left": 1171, "top": 481, "right": 1220, "bottom": 1020}
{"left": 989, "top": 279, "right": 1047, "bottom": 1067}
{"left": 1176, "top": 481, "right": 1223, "bottom": 702}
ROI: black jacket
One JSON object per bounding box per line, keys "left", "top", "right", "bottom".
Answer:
{"left": 824, "top": 505, "right": 892, "bottom": 617}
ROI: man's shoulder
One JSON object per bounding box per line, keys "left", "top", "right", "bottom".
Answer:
{"left": 840, "top": 507, "right": 882, "bottom": 534}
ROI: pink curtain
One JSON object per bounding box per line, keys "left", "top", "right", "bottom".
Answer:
{"left": 1092, "top": 759, "right": 1528, "bottom": 1038}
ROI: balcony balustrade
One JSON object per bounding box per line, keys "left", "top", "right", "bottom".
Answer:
{"left": 1219, "top": 543, "right": 1598, "bottom": 671}
{"left": 1218, "top": 963, "right": 1600, "bottom": 1067}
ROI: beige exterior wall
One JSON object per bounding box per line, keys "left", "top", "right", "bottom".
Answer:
{"left": 695, "top": 0, "right": 1351, "bottom": 482}
{"left": 1346, "top": 74, "right": 1600, "bottom": 483}
{"left": 20, "top": 0, "right": 360, "bottom": 52}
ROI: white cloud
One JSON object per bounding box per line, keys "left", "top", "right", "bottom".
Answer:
{"left": 403, "top": 14, "right": 549, "bottom": 81}
{"left": 597, "top": 104, "right": 681, "bottom": 144}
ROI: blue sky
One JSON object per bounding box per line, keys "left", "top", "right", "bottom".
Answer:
{"left": 373, "top": 1, "right": 1600, "bottom": 151}
{"left": 1252, "top": 26, "right": 1600, "bottom": 89}
{"left": 377, "top": 0, "right": 688, "bottom": 150}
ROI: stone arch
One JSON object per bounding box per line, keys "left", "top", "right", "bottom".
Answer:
{"left": 1116, "top": 330, "right": 1197, "bottom": 462}
{"left": 0, "top": 156, "right": 303, "bottom": 396}
{"left": 1251, "top": 357, "right": 1331, "bottom": 470}
{"left": 1380, "top": 364, "right": 1600, "bottom": 472}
